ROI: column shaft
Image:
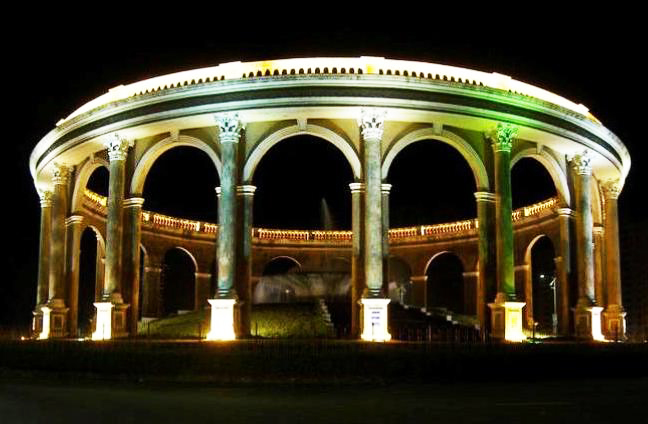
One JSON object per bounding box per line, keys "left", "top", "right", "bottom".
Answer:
{"left": 103, "top": 150, "right": 127, "bottom": 300}
{"left": 363, "top": 126, "right": 383, "bottom": 296}
{"left": 36, "top": 192, "right": 52, "bottom": 306}
{"left": 475, "top": 192, "right": 496, "bottom": 333}
{"left": 217, "top": 139, "right": 239, "bottom": 296}
{"left": 123, "top": 198, "right": 145, "bottom": 335}
{"left": 493, "top": 127, "right": 515, "bottom": 300}
{"left": 65, "top": 216, "right": 84, "bottom": 337}
{"left": 556, "top": 209, "right": 573, "bottom": 336}
{"left": 236, "top": 185, "right": 255, "bottom": 336}
{"left": 48, "top": 167, "right": 70, "bottom": 304}
{"left": 573, "top": 161, "right": 595, "bottom": 305}
{"left": 381, "top": 184, "right": 391, "bottom": 295}
{"left": 141, "top": 265, "right": 162, "bottom": 318}
{"left": 350, "top": 183, "right": 365, "bottom": 337}
{"left": 601, "top": 180, "right": 625, "bottom": 339}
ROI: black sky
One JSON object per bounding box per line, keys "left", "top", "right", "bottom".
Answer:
{"left": 3, "top": 10, "right": 645, "bottom": 328}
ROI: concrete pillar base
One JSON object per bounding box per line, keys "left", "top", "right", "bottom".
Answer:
{"left": 32, "top": 307, "right": 44, "bottom": 338}
{"left": 573, "top": 303, "right": 605, "bottom": 341}
{"left": 39, "top": 300, "right": 69, "bottom": 339}
{"left": 360, "top": 298, "right": 391, "bottom": 342}
{"left": 206, "top": 299, "right": 237, "bottom": 341}
{"left": 488, "top": 295, "right": 526, "bottom": 342}
{"left": 603, "top": 305, "right": 626, "bottom": 341}
{"left": 91, "top": 301, "right": 130, "bottom": 340}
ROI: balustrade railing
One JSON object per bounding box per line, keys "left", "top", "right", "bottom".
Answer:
{"left": 82, "top": 189, "right": 558, "bottom": 242}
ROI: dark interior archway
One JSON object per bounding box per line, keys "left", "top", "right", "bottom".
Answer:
{"left": 388, "top": 256, "right": 412, "bottom": 305}
{"left": 387, "top": 141, "right": 476, "bottom": 227}
{"left": 426, "top": 252, "right": 466, "bottom": 314}
{"left": 254, "top": 257, "right": 301, "bottom": 304}
{"left": 530, "top": 236, "right": 557, "bottom": 334}
{"left": 78, "top": 227, "right": 99, "bottom": 337}
{"left": 161, "top": 248, "right": 196, "bottom": 316}
{"left": 511, "top": 157, "right": 557, "bottom": 209}
{"left": 143, "top": 146, "right": 220, "bottom": 223}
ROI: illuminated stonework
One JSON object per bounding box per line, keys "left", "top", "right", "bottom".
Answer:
{"left": 29, "top": 57, "right": 630, "bottom": 342}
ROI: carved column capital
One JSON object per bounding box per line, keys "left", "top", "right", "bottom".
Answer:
{"left": 493, "top": 123, "right": 518, "bottom": 152}
{"left": 600, "top": 179, "right": 621, "bottom": 200}
{"left": 105, "top": 133, "right": 133, "bottom": 162}
{"left": 571, "top": 151, "right": 592, "bottom": 176}
{"left": 52, "top": 163, "right": 71, "bottom": 185}
{"left": 123, "top": 197, "right": 146, "bottom": 208}
{"left": 39, "top": 190, "right": 53, "bottom": 208}
{"left": 381, "top": 183, "right": 392, "bottom": 195}
{"left": 65, "top": 215, "right": 84, "bottom": 226}
{"left": 215, "top": 113, "right": 243, "bottom": 143}
{"left": 359, "top": 108, "right": 386, "bottom": 141}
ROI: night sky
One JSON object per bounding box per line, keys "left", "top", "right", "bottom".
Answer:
{"left": 3, "top": 11, "right": 645, "bottom": 329}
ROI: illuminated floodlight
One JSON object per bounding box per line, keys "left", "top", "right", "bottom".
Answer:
{"left": 92, "top": 302, "right": 113, "bottom": 341}
{"left": 504, "top": 302, "right": 527, "bottom": 342}
{"left": 360, "top": 298, "right": 392, "bottom": 342}
{"left": 38, "top": 306, "right": 51, "bottom": 340}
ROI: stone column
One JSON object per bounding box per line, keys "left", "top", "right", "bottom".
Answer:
{"left": 555, "top": 208, "right": 574, "bottom": 336}
{"left": 236, "top": 184, "right": 256, "bottom": 337}
{"left": 123, "top": 197, "right": 145, "bottom": 335}
{"left": 207, "top": 113, "right": 242, "bottom": 341}
{"left": 601, "top": 179, "right": 626, "bottom": 340}
{"left": 93, "top": 134, "right": 132, "bottom": 340}
{"left": 65, "top": 215, "right": 84, "bottom": 337}
{"left": 571, "top": 151, "right": 602, "bottom": 340}
{"left": 42, "top": 164, "right": 71, "bottom": 339}
{"left": 593, "top": 226, "right": 605, "bottom": 307}
{"left": 488, "top": 123, "right": 525, "bottom": 341}
{"left": 349, "top": 182, "right": 365, "bottom": 337}
{"left": 33, "top": 190, "right": 52, "bottom": 337}
{"left": 381, "top": 183, "right": 392, "bottom": 296}
{"left": 359, "top": 109, "right": 390, "bottom": 341}
{"left": 475, "top": 191, "right": 496, "bottom": 336}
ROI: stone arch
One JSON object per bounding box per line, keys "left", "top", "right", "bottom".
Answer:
{"left": 381, "top": 127, "right": 489, "bottom": 191}
{"left": 388, "top": 255, "right": 413, "bottom": 304}
{"left": 130, "top": 135, "right": 222, "bottom": 195}
{"left": 262, "top": 256, "right": 302, "bottom": 274}
{"left": 511, "top": 148, "right": 571, "bottom": 207}
{"left": 243, "top": 123, "right": 362, "bottom": 182}
{"left": 71, "top": 157, "right": 110, "bottom": 213}
{"left": 168, "top": 246, "right": 199, "bottom": 273}
{"left": 161, "top": 247, "right": 198, "bottom": 315}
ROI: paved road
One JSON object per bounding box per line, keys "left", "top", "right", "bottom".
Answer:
{"left": 1, "top": 377, "right": 645, "bottom": 423}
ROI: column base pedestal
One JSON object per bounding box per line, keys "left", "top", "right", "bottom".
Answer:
{"left": 360, "top": 298, "right": 391, "bottom": 342}
{"left": 603, "top": 305, "right": 626, "bottom": 341}
{"left": 573, "top": 303, "right": 604, "bottom": 341}
{"left": 91, "top": 301, "right": 130, "bottom": 340}
{"left": 39, "top": 300, "right": 69, "bottom": 339}
{"left": 206, "top": 299, "right": 237, "bottom": 341}
{"left": 488, "top": 297, "right": 526, "bottom": 342}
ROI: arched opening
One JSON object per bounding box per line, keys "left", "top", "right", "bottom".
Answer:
{"left": 511, "top": 158, "right": 557, "bottom": 209}
{"left": 254, "top": 257, "right": 301, "bottom": 304}
{"left": 142, "top": 146, "right": 220, "bottom": 223}
{"left": 138, "top": 245, "right": 147, "bottom": 321}
{"left": 86, "top": 165, "right": 109, "bottom": 197}
{"left": 425, "top": 252, "right": 466, "bottom": 315}
{"left": 387, "top": 256, "right": 412, "bottom": 305}
{"left": 160, "top": 248, "right": 196, "bottom": 317}
{"left": 78, "top": 227, "right": 103, "bottom": 337}
{"left": 252, "top": 134, "right": 354, "bottom": 229}
{"left": 387, "top": 141, "right": 476, "bottom": 227}
{"left": 527, "top": 236, "right": 557, "bottom": 334}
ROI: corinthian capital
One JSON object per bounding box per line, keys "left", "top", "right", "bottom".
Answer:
{"left": 215, "top": 113, "right": 242, "bottom": 143}
{"left": 105, "top": 133, "right": 132, "bottom": 162}
{"left": 493, "top": 123, "right": 518, "bottom": 152}
{"left": 359, "top": 108, "right": 386, "bottom": 141}
{"left": 600, "top": 179, "right": 622, "bottom": 200}
{"left": 571, "top": 151, "right": 592, "bottom": 176}
{"left": 39, "top": 190, "right": 53, "bottom": 207}
{"left": 52, "top": 163, "right": 71, "bottom": 185}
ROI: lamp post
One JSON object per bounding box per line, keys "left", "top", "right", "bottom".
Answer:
{"left": 549, "top": 277, "right": 558, "bottom": 336}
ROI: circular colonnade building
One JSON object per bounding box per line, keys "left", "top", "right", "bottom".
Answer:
{"left": 30, "top": 57, "right": 630, "bottom": 342}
